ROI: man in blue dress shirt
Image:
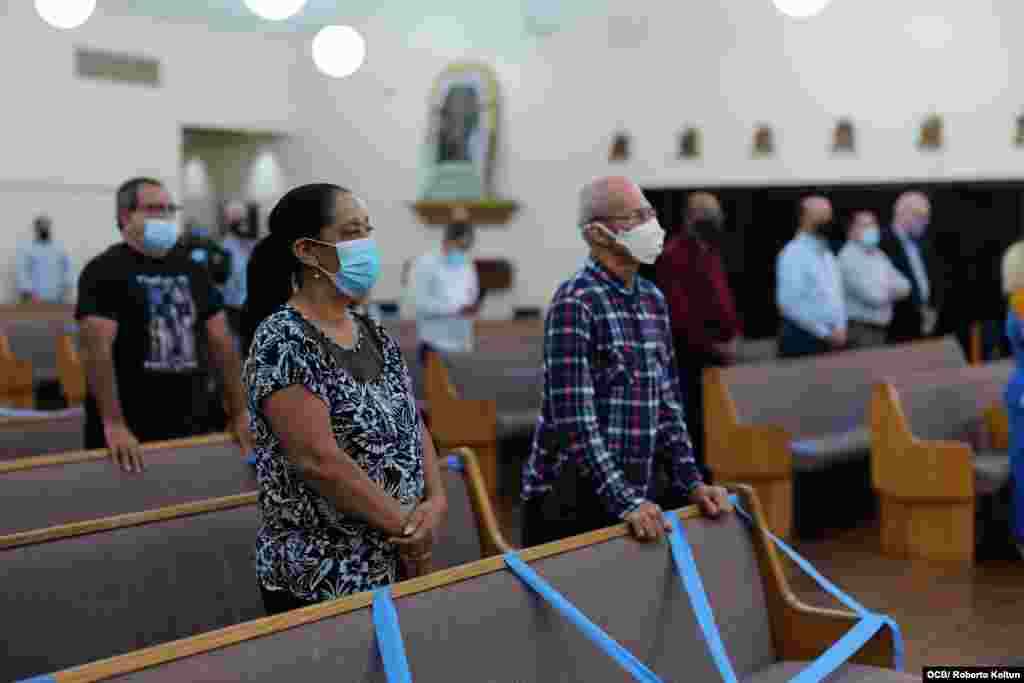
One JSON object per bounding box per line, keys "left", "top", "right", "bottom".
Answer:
{"left": 776, "top": 196, "right": 848, "bottom": 358}
{"left": 17, "top": 215, "right": 73, "bottom": 304}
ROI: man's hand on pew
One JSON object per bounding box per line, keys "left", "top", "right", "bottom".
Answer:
{"left": 689, "top": 485, "right": 733, "bottom": 518}
{"left": 624, "top": 502, "right": 669, "bottom": 542}
{"left": 103, "top": 420, "right": 144, "bottom": 473}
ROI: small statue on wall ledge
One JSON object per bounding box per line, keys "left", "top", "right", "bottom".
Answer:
{"left": 679, "top": 127, "right": 701, "bottom": 160}
{"left": 752, "top": 124, "right": 774, "bottom": 158}
{"left": 609, "top": 131, "right": 631, "bottom": 162}
{"left": 832, "top": 118, "right": 855, "bottom": 155}
{"left": 919, "top": 113, "right": 943, "bottom": 151}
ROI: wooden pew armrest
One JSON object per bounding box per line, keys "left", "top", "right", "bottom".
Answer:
{"left": 716, "top": 423, "right": 793, "bottom": 480}
{"left": 775, "top": 600, "right": 896, "bottom": 668}
{"left": 876, "top": 438, "right": 975, "bottom": 502}
{"left": 429, "top": 398, "right": 498, "bottom": 445}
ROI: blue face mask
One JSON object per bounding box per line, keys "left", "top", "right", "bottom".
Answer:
{"left": 446, "top": 248, "right": 467, "bottom": 266}
{"left": 312, "top": 237, "right": 381, "bottom": 299}
{"left": 142, "top": 219, "right": 180, "bottom": 258}
{"left": 860, "top": 226, "right": 880, "bottom": 247}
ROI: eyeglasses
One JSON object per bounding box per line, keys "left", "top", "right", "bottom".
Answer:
{"left": 136, "top": 203, "right": 181, "bottom": 216}
{"left": 593, "top": 206, "right": 658, "bottom": 225}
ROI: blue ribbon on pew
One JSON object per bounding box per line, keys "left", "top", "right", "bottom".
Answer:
{"left": 667, "top": 515, "right": 739, "bottom": 683}
{"left": 445, "top": 454, "right": 464, "bottom": 472}
{"left": 15, "top": 676, "right": 57, "bottom": 682}
{"left": 669, "top": 495, "right": 905, "bottom": 683}
{"left": 373, "top": 587, "right": 413, "bottom": 683}
{"left": 244, "top": 452, "right": 257, "bottom": 466}
{"left": 503, "top": 552, "right": 664, "bottom": 683}
{"left": 730, "top": 500, "right": 905, "bottom": 672}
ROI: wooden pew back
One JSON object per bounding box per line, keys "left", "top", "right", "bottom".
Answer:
{"left": 41, "top": 487, "right": 905, "bottom": 683}
{"left": 0, "top": 406, "right": 85, "bottom": 461}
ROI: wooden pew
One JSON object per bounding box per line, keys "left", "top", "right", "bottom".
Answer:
{"left": 37, "top": 486, "right": 912, "bottom": 683}
{"left": 0, "top": 434, "right": 251, "bottom": 543}
{"left": 0, "top": 334, "right": 35, "bottom": 408}
{"left": 0, "top": 318, "right": 78, "bottom": 386}
{"left": 57, "top": 331, "right": 86, "bottom": 405}
{"left": 0, "top": 406, "right": 86, "bottom": 461}
{"left": 704, "top": 336, "right": 967, "bottom": 539}
{"left": 0, "top": 447, "right": 509, "bottom": 682}
{"left": 869, "top": 361, "right": 1014, "bottom": 562}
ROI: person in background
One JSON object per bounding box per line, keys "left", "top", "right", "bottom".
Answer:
{"left": 178, "top": 219, "right": 233, "bottom": 293}
{"left": 17, "top": 215, "right": 74, "bottom": 304}
{"left": 412, "top": 215, "right": 481, "bottom": 362}
{"left": 521, "top": 176, "right": 731, "bottom": 548}
{"left": 837, "top": 210, "right": 911, "bottom": 348}
{"left": 398, "top": 258, "right": 416, "bottom": 319}
{"left": 76, "top": 177, "right": 253, "bottom": 472}
{"left": 776, "top": 196, "right": 847, "bottom": 358}
{"left": 1000, "top": 241, "right": 1024, "bottom": 560}
{"left": 222, "top": 201, "right": 258, "bottom": 342}
{"left": 653, "top": 191, "right": 742, "bottom": 480}
{"left": 241, "top": 183, "right": 446, "bottom": 614}
{"left": 879, "top": 191, "right": 940, "bottom": 344}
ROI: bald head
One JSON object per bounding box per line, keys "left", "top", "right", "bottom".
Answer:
{"left": 688, "top": 192, "right": 720, "bottom": 214}
{"left": 893, "top": 191, "right": 931, "bottom": 236}
{"left": 578, "top": 176, "right": 647, "bottom": 229}
{"left": 799, "top": 195, "right": 833, "bottom": 232}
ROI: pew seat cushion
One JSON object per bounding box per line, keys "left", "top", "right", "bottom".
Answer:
{"left": 745, "top": 662, "right": 918, "bottom": 683}
{"left": 790, "top": 427, "right": 871, "bottom": 473}
{"left": 497, "top": 409, "right": 539, "bottom": 440}
{"left": 973, "top": 450, "right": 1012, "bottom": 497}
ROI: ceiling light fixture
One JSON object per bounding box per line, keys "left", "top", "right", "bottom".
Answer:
{"left": 244, "top": 0, "right": 307, "bottom": 22}
{"left": 35, "top": 0, "right": 96, "bottom": 29}
{"left": 312, "top": 25, "right": 366, "bottom": 79}
{"left": 771, "top": 0, "right": 833, "bottom": 19}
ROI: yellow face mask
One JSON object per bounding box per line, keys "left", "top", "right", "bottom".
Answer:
{"left": 1012, "top": 290, "right": 1024, "bottom": 319}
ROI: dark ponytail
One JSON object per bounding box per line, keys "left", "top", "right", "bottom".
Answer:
{"left": 239, "top": 183, "right": 348, "bottom": 355}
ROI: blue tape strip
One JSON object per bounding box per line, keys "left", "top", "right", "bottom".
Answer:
{"left": 789, "top": 614, "right": 885, "bottom": 683}
{"left": 503, "top": 553, "right": 663, "bottom": 683}
{"left": 373, "top": 587, "right": 413, "bottom": 683}
{"left": 15, "top": 676, "right": 57, "bottom": 682}
{"left": 445, "top": 454, "right": 464, "bottom": 472}
{"left": 244, "top": 452, "right": 257, "bottom": 465}
{"left": 667, "top": 515, "right": 740, "bottom": 683}
{"left": 732, "top": 500, "right": 905, "bottom": 672}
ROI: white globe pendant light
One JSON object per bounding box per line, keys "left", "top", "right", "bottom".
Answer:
{"left": 244, "top": 0, "right": 307, "bottom": 21}
{"left": 312, "top": 26, "right": 366, "bottom": 79}
{"left": 771, "top": 0, "right": 833, "bottom": 19}
{"left": 35, "top": 0, "right": 96, "bottom": 29}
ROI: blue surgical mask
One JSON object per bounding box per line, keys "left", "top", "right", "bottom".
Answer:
{"left": 312, "top": 237, "right": 381, "bottom": 299}
{"left": 446, "top": 248, "right": 467, "bottom": 266}
{"left": 142, "top": 219, "right": 180, "bottom": 258}
{"left": 860, "top": 226, "right": 880, "bottom": 247}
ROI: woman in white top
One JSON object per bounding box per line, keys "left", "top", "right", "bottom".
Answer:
{"left": 838, "top": 211, "right": 912, "bottom": 348}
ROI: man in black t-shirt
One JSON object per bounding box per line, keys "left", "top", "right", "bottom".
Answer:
{"left": 76, "top": 177, "right": 254, "bottom": 471}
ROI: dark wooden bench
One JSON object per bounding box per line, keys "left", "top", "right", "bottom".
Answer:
{"left": 0, "top": 434, "right": 251, "bottom": 544}
{"left": 0, "top": 406, "right": 86, "bottom": 461}
{"left": 870, "top": 360, "right": 1014, "bottom": 562}
{"left": 0, "top": 448, "right": 509, "bottom": 682}
{"left": 0, "top": 318, "right": 78, "bottom": 385}
{"left": 704, "top": 336, "right": 966, "bottom": 539}
{"left": 36, "top": 486, "right": 911, "bottom": 683}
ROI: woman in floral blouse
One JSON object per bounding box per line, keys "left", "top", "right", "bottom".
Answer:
{"left": 240, "top": 183, "right": 447, "bottom": 615}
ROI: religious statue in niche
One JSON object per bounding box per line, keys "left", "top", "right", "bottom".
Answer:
{"left": 832, "top": 118, "right": 855, "bottom": 154}
{"left": 679, "top": 127, "right": 701, "bottom": 159}
{"left": 752, "top": 124, "right": 774, "bottom": 157}
{"left": 421, "top": 62, "right": 498, "bottom": 200}
{"left": 919, "top": 114, "right": 943, "bottom": 151}
{"left": 609, "top": 132, "right": 631, "bottom": 162}
{"left": 1014, "top": 114, "right": 1024, "bottom": 147}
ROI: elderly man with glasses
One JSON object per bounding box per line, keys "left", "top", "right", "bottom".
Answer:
{"left": 76, "top": 177, "right": 254, "bottom": 473}
{"left": 520, "top": 176, "right": 731, "bottom": 548}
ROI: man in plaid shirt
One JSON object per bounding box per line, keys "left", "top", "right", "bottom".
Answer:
{"left": 521, "top": 177, "right": 732, "bottom": 547}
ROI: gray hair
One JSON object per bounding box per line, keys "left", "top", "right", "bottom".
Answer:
{"left": 116, "top": 177, "right": 163, "bottom": 230}
{"left": 1003, "top": 241, "right": 1024, "bottom": 294}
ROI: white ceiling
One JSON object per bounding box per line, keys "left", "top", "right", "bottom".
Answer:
{"left": 96, "top": 0, "right": 606, "bottom": 36}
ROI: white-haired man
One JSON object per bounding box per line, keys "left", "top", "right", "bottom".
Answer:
{"left": 520, "top": 176, "right": 731, "bottom": 547}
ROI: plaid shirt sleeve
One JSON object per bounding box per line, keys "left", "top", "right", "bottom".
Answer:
{"left": 656, "top": 316, "right": 704, "bottom": 495}
{"left": 546, "top": 295, "right": 646, "bottom": 518}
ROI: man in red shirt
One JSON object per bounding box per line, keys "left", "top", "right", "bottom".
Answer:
{"left": 653, "top": 192, "right": 743, "bottom": 481}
